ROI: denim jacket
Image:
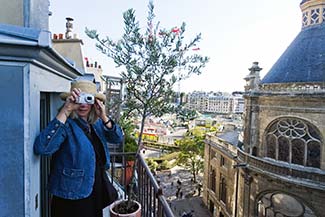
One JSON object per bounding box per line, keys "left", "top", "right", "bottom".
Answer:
{"left": 34, "top": 117, "right": 123, "bottom": 200}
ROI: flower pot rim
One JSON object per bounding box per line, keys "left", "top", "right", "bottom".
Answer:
{"left": 109, "top": 199, "right": 141, "bottom": 216}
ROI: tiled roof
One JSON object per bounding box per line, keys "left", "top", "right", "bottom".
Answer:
{"left": 300, "top": 0, "right": 311, "bottom": 4}
{"left": 261, "top": 24, "right": 325, "bottom": 84}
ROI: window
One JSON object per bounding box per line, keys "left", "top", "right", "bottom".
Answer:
{"left": 265, "top": 118, "right": 321, "bottom": 168}
{"left": 220, "top": 155, "right": 226, "bottom": 167}
{"left": 210, "top": 149, "right": 216, "bottom": 160}
{"left": 210, "top": 168, "right": 216, "bottom": 192}
{"left": 219, "top": 175, "right": 227, "bottom": 204}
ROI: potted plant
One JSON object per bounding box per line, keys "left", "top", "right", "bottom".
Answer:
{"left": 86, "top": 1, "right": 208, "bottom": 215}
{"left": 110, "top": 199, "right": 141, "bottom": 217}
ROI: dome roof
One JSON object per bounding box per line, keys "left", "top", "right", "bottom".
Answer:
{"left": 300, "top": 0, "right": 311, "bottom": 4}
{"left": 261, "top": 24, "right": 325, "bottom": 84}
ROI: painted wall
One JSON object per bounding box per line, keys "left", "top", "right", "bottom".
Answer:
{"left": 0, "top": 63, "right": 26, "bottom": 217}
{"left": 0, "top": 60, "right": 74, "bottom": 217}
{"left": 0, "top": 0, "right": 49, "bottom": 30}
{"left": 0, "top": 0, "right": 23, "bottom": 26}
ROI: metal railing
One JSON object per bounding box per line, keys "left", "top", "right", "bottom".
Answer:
{"left": 110, "top": 152, "right": 175, "bottom": 217}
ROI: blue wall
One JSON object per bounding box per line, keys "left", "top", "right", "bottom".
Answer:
{"left": 0, "top": 64, "right": 25, "bottom": 217}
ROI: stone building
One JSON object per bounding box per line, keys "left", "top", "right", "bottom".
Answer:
{"left": 186, "top": 91, "right": 244, "bottom": 114}
{"left": 203, "top": 0, "right": 325, "bottom": 216}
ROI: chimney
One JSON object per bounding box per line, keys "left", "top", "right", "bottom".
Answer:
{"left": 0, "top": 0, "right": 50, "bottom": 30}
{"left": 65, "top": 17, "right": 74, "bottom": 39}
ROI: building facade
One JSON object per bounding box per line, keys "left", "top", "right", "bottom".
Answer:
{"left": 203, "top": 1, "right": 325, "bottom": 216}
{"left": 186, "top": 91, "right": 244, "bottom": 114}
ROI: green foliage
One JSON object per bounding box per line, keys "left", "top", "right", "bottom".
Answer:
{"left": 160, "top": 160, "right": 171, "bottom": 170}
{"left": 119, "top": 115, "right": 138, "bottom": 159}
{"left": 146, "top": 158, "right": 159, "bottom": 172}
{"left": 176, "top": 106, "right": 198, "bottom": 122}
{"left": 176, "top": 134, "right": 204, "bottom": 182}
{"left": 86, "top": 1, "right": 209, "bottom": 147}
{"left": 189, "top": 126, "right": 206, "bottom": 138}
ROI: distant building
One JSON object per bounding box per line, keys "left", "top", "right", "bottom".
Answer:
{"left": 186, "top": 91, "right": 244, "bottom": 114}
{"left": 203, "top": 1, "right": 325, "bottom": 216}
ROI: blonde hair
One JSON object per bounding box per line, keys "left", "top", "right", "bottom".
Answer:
{"left": 58, "top": 104, "right": 98, "bottom": 124}
{"left": 70, "top": 105, "right": 98, "bottom": 124}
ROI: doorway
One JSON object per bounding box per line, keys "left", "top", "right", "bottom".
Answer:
{"left": 40, "top": 92, "right": 51, "bottom": 217}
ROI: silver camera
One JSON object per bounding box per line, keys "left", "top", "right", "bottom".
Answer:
{"left": 76, "top": 93, "right": 95, "bottom": 104}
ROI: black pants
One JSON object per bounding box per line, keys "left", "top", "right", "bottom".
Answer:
{"left": 51, "top": 194, "right": 103, "bottom": 217}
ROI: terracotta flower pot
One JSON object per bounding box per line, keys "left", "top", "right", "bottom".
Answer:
{"left": 110, "top": 199, "right": 141, "bottom": 217}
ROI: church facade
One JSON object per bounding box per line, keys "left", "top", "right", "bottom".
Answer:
{"left": 203, "top": 0, "right": 325, "bottom": 216}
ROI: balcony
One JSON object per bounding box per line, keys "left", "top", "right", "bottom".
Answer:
{"left": 237, "top": 149, "right": 325, "bottom": 188}
{"left": 109, "top": 151, "right": 175, "bottom": 217}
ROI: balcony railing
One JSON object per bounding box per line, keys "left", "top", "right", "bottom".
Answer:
{"left": 110, "top": 152, "right": 175, "bottom": 217}
{"left": 237, "top": 149, "right": 325, "bottom": 185}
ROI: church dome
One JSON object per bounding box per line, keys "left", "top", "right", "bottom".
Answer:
{"left": 261, "top": 0, "right": 325, "bottom": 85}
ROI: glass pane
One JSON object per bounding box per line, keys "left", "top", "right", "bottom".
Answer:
{"left": 307, "top": 141, "right": 321, "bottom": 168}
{"left": 307, "top": 123, "right": 321, "bottom": 140}
{"left": 292, "top": 139, "right": 305, "bottom": 165}
{"left": 278, "top": 137, "right": 289, "bottom": 162}
{"left": 266, "top": 135, "right": 276, "bottom": 159}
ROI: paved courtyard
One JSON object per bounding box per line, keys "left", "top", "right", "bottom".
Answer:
{"left": 142, "top": 149, "right": 211, "bottom": 216}
{"left": 155, "top": 166, "right": 211, "bottom": 217}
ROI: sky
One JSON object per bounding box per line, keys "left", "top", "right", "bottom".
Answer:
{"left": 49, "top": 0, "right": 302, "bottom": 93}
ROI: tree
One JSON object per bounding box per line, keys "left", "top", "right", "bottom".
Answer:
{"left": 176, "top": 134, "right": 204, "bottom": 183}
{"left": 86, "top": 1, "right": 208, "bottom": 147}
{"left": 86, "top": 1, "right": 208, "bottom": 209}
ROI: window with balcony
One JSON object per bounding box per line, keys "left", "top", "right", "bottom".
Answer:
{"left": 265, "top": 118, "right": 322, "bottom": 168}
{"left": 219, "top": 175, "right": 227, "bottom": 204}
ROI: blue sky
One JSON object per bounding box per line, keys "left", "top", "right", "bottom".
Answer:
{"left": 49, "top": 0, "right": 302, "bottom": 93}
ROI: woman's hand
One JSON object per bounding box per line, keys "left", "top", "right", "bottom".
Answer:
{"left": 94, "top": 99, "right": 107, "bottom": 121}
{"left": 56, "top": 88, "right": 81, "bottom": 123}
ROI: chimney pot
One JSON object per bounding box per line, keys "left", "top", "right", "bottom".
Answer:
{"left": 65, "top": 17, "right": 74, "bottom": 39}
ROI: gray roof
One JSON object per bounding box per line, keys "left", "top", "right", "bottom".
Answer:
{"left": 217, "top": 130, "right": 239, "bottom": 146}
{"left": 261, "top": 23, "right": 325, "bottom": 84}
{"left": 300, "top": 0, "right": 311, "bottom": 4}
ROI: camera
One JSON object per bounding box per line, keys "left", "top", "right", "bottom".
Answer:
{"left": 76, "top": 93, "right": 95, "bottom": 104}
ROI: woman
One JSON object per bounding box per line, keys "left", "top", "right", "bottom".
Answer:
{"left": 34, "top": 79, "right": 123, "bottom": 217}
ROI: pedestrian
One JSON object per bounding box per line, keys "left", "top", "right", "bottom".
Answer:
{"left": 180, "top": 191, "right": 183, "bottom": 198}
{"left": 198, "top": 183, "right": 202, "bottom": 196}
{"left": 34, "top": 79, "right": 123, "bottom": 217}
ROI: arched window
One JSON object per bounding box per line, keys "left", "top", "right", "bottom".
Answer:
{"left": 257, "top": 192, "right": 316, "bottom": 217}
{"left": 265, "top": 118, "right": 321, "bottom": 168}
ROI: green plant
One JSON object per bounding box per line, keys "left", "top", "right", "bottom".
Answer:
{"left": 176, "top": 134, "right": 204, "bottom": 183}
{"left": 86, "top": 1, "right": 208, "bottom": 213}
